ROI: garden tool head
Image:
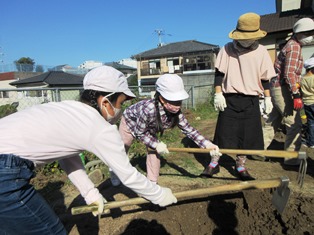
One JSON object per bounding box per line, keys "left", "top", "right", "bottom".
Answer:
{"left": 271, "top": 176, "right": 290, "bottom": 214}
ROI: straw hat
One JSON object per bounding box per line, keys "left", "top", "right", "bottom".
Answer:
{"left": 229, "top": 12, "right": 267, "bottom": 40}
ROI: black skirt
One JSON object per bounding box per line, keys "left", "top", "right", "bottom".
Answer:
{"left": 213, "top": 93, "right": 264, "bottom": 150}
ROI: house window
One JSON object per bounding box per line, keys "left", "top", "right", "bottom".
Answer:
{"left": 140, "top": 60, "right": 161, "bottom": 76}
{"left": 183, "top": 55, "right": 212, "bottom": 71}
{"left": 24, "top": 90, "right": 43, "bottom": 98}
{"left": 167, "top": 57, "right": 181, "bottom": 73}
{"left": 140, "top": 78, "right": 158, "bottom": 93}
{"left": 0, "top": 91, "right": 9, "bottom": 98}
{"left": 148, "top": 60, "right": 161, "bottom": 75}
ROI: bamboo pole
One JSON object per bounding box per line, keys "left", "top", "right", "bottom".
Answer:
{"left": 168, "top": 147, "right": 299, "bottom": 158}
{"left": 71, "top": 178, "right": 284, "bottom": 215}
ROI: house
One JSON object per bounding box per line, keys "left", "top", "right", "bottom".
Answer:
{"left": 9, "top": 71, "right": 84, "bottom": 88}
{"left": 260, "top": 0, "right": 314, "bottom": 62}
{"left": 105, "top": 62, "right": 137, "bottom": 78}
{"left": 78, "top": 60, "right": 103, "bottom": 70}
{"left": 132, "top": 40, "right": 220, "bottom": 88}
{"left": 118, "top": 58, "right": 137, "bottom": 69}
{"left": 0, "top": 71, "right": 42, "bottom": 100}
{"left": 8, "top": 71, "right": 84, "bottom": 110}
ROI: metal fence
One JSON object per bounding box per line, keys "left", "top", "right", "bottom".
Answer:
{"left": 0, "top": 85, "right": 214, "bottom": 112}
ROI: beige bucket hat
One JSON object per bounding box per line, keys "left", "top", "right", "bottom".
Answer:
{"left": 229, "top": 12, "right": 267, "bottom": 40}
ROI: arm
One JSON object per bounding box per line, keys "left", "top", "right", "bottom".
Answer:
{"left": 178, "top": 113, "right": 211, "bottom": 148}
{"left": 59, "top": 156, "right": 101, "bottom": 204}
{"left": 283, "top": 44, "right": 302, "bottom": 94}
{"left": 214, "top": 68, "right": 224, "bottom": 93}
{"left": 89, "top": 125, "right": 174, "bottom": 205}
{"left": 213, "top": 69, "right": 226, "bottom": 111}
{"left": 131, "top": 104, "right": 159, "bottom": 149}
{"left": 262, "top": 81, "right": 273, "bottom": 114}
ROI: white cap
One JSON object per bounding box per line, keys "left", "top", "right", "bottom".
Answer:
{"left": 304, "top": 57, "right": 314, "bottom": 70}
{"left": 293, "top": 18, "right": 314, "bottom": 33}
{"left": 83, "top": 65, "right": 136, "bottom": 99}
{"left": 156, "top": 74, "right": 189, "bottom": 101}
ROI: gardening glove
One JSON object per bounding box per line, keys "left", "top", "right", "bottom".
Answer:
{"left": 214, "top": 92, "right": 227, "bottom": 112}
{"left": 158, "top": 187, "right": 177, "bottom": 207}
{"left": 91, "top": 196, "right": 108, "bottom": 217}
{"left": 264, "top": 96, "right": 273, "bottom": 114}
{"left": 292, "top": 93, "right": 303, "bottom": 110}
{"left": 205, "top": 143, "right": 222, "bottom": 157}
{"left": 156, "top": 141, "right": 169, "bottom": 154}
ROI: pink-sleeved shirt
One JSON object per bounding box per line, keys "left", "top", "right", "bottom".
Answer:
{"left": 215, "top": 42, "right": 276, "bottom": 96}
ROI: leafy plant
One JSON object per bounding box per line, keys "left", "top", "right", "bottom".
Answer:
{"left": 0, "top": 102, "right": 19, "bottom": 118}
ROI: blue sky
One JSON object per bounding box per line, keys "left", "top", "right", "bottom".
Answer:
{"left": 1, "top": 0, "right": 276, "bottom": 67}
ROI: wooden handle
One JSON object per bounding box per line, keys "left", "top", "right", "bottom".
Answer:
{"left": 168, "top": 147, "right": 299, "bottom": 158}
{"left": 71, "top": 178, "right": 284, "bottom": 215}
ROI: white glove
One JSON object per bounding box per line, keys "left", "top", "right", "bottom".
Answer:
{"left": 156, "top": 142, "right": 169, "bottom": 154}
{"left": 264, "top": 96, "right": 273, "bottom": 115}
{"left": 205, "top": 143, "right": 222, "bottom": 157}
{"left": 158, "top": 187, "right": 178, "bottom": 207}
{"left": 90, "top": 196, "right": 108, "bottom": 217}
{"left": 214, "top": 92, "right": 227, "bottom": 111}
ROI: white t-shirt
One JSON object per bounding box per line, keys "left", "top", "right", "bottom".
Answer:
{"left": 0, "top": 100, "right": 165, "bottom": 205}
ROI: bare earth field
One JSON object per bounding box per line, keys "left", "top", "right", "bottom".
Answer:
{"left": 33, "top": 118, "right": 314, "bottom": 235}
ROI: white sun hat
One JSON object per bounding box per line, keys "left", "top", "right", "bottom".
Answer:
{"left": 304, "top": 57, "right": 314, "bottom": 70}
{"left": 83, "top": 65, "right": 136, "bottom": 99}
{"left": 293, "top": 18, "right": 314, "bottom": 33}
{"left": 156, "top": 74, "right": 189, "bottom": 101}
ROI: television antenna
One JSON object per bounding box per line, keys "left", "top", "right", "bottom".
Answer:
{"left": 154, "top": 29, "right": 172, "bottom": 47}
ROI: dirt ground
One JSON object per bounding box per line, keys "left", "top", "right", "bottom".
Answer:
{"left": 35, "top": 119, "right": 314, "bottom": 235}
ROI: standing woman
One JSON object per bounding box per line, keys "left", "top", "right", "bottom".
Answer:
{"left": 0, "top": 66, "right": 177, "bottom": 234}
{"left": 211, "top": 13, "right": 276, "bottom": 180}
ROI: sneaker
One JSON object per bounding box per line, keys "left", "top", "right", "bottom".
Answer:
{"left": 200, "top": 165, "right": 220, "bottom": 178}
{"left": 251, "top": 155, "right": 267, "bottom": 161}
{"left": 235, "top": 167, "right": 255, "bottom": 181}
{"left": 110, "top": 171, "right": 121, "bottom": 186}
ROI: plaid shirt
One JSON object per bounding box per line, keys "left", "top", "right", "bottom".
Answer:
{"left": 272, "top": 37, "right": 303, "bottom": 94}
{"left": 123, "top": 99, "right": 211, "bottom": 149}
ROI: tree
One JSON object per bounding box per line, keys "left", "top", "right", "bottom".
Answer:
{"left": 14, "top": 57, "right": 35, "bottom": 72}
{"left": 128, "top": 74, "right": 138, "bottom": 86}
{"left": 35, "top": 65, "right": 44, "bottom": 72}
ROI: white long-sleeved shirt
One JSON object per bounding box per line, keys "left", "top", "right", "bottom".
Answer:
{"left": 0, "top": 100, "right": 165, "bottom": 205}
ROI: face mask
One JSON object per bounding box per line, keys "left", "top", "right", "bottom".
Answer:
{"left": 298, "top": 35, "right": 313, "bottom": 45}
{"left": 237, "top": 40, "right": 256, "bottom": 48}
{"left": 164, "top": 102, "right": 181, "bottom": 113}
{"left": 100, "top": 96, "right": 122, "bottom": 124}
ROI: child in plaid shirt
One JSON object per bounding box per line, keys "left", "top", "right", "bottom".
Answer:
{"left": 110, "top": 74, "right": 221, "bottom": 185}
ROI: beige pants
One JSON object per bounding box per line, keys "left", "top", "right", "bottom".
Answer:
{"left": 119, "top": 116, "right": 160, "bottom": 182}
{"left": 263, "top": 85, "right": 302, "bottom": 151}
